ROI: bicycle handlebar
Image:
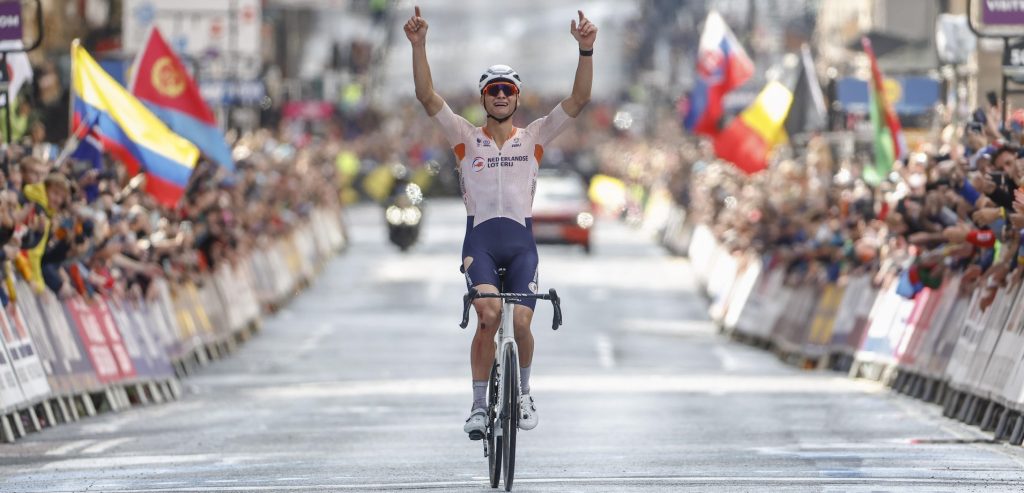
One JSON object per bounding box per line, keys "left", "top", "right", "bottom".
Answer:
{"left": 460, "top": 287, "right": 563, "bottom": 330}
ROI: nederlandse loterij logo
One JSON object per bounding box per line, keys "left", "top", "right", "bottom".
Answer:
{"left": 472, "top": 157, "right": 485, "bottom": 172}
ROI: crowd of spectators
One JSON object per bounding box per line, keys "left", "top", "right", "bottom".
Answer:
{"left": 687, "top": 103, "right": 1024, "bottom": 312}
{"left": 0, "top": 128, "right": 342, "bottom": 306}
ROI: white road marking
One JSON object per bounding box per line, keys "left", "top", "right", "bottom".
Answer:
{"left": 44, "top": 439, "right": 97, "bottom": 456}
{"left": 92, "top": 476, "right": 1024, "bottom": 492}
{"left": 39, "top": 454, "right": 223, "bottom": 470}
{"left": 246, "top": 373, "right": 882, "bottom": 399}
{"left": 595, "top": 334, "right": 615, "bottom": 369}
{"left": 713, "top": 346, "right": 742, "bottom": 372}
{"left": 622, "top": 318, "right": 716, "bottom": 336}
{"left": 296, "top": 324, "right": 332, "bottom": 355}
{"left": 82, "top": 437, "right": 134, "bottom": 454}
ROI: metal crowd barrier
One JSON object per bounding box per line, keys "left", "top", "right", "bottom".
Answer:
{"left": 0, "top": 207, "right": 347, "bottom": 443}
{"left": 665, "top": 205, "right": 1024, "bottom": 445}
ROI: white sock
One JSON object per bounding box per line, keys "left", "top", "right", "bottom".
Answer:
{"left": 472, "top": 380, "right": 487, "bottom": 410}
{"left": 520, "top": 366, "right": 531, "bottom": 395}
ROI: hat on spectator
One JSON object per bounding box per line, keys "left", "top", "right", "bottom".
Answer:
{"left": 969, "top": 145, "right": 997, "bottom": 170}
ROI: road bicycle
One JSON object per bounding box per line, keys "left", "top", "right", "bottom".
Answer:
{"left": 460, "top": 270, "right": 562, "bottom": 491}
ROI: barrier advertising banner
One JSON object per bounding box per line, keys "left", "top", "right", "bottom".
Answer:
{"left": 858, "top": 279, "right": 914, "bottom": 364}
{"left": 0, "top": 304, "right": 50, "bottom": 401}
{"left": 734, "top": 265, "right": 786, "bottom": 340}
{"left": 0, "top": 328, "right": 25, "bottom": 411}
{"left": 965, "top": 288, "right": 1014, "bottom": 395}
{"left": 722, "top": 256, "right": 762, "bottom": 332}
{"left": 91, "top": 300, "right": 136, "bottom": 380}
{"left": 829, "top": 275, "right": 871, "bottom": 353}
{"left": 63, "top": 297, "right": 121, "bottom": 384}
{"left": 30, "top": 287, "right": 100, "bottom": 394}
{"left": 106, "top": 298, "right": 171, "bottom": 380}
{"left": 805, "top": 284, "right": 844, "bottom": 357}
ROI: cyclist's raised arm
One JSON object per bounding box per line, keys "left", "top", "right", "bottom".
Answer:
{"left": 560, "top": 10, "right": 597, "bottom": 118}
{"left": 406, "top": 6, "right": 445, "bottom": 116}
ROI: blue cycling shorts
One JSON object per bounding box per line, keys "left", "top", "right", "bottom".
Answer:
{"left": 462, "top": 216, "right": 539, "bottom": 310}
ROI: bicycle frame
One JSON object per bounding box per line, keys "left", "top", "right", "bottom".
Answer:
{"left": 493, "top": 298, "right": 519, "bottom": 441}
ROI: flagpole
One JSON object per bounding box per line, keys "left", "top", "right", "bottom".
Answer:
{"left": 56, "top": 40, "right": 84, "bottom": 169}
{"left": 68, "top": 39, "right": 78, "bottom": 153}
{"left": 1, "top": 51, "right": 10, "bottom": 147}
{"left": 53, "top": 119, "right": 91, "bottom": 168}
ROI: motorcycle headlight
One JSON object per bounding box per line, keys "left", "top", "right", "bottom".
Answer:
{"left": 402, "top": 207, "right": 422, "bottom": 225}
{"left": 386, "top": 206, "right": 404, "bottom": 225}
{"left": 576, "top": 212, "right": 594, "bottom": 229}
{"left": 405, "top": 183, "right": 424, "bottom": 205}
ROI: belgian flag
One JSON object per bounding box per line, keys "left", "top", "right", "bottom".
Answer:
{"left": 712, "top": 45, "right": 826, "bottom": 175}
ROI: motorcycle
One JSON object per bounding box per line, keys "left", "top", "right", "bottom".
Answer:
{"left": 385, "top": 182, "right": 424, "bottom": 252}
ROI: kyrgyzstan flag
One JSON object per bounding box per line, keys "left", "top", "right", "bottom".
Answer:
{"left": 129, "top": 27, "right": 234, "bottom": 173}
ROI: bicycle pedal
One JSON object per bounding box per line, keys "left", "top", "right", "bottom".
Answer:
{"left": 468, "top": 430, "right": 484, "bottom": 441}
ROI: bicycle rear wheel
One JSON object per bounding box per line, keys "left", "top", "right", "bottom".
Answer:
{"left": 502, "top": 347, "right": 519, "bottom": 491}
{"left": 487, "top": 360, "right": 501, "bottom": 489}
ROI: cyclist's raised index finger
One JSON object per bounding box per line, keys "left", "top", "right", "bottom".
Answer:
{"left": 415, "top": 6, "right": 421, "bottom": 18}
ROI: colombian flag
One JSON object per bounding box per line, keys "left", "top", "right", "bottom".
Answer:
{"left": 130, "top": 28, "right": 235, "bottom": 173}
{"left": 71, "top": 40, "right": 199, "bottom": 207}
{"left": 862, "top": 37, "right": 906, "bottom": 186}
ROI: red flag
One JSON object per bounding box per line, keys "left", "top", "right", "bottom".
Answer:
{"left": 130, "top": 28, "right": 215, "bottom": 125}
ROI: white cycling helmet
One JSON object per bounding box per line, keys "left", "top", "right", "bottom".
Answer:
{"left": 478, "top": 64, "right": 522, "bottom": 94}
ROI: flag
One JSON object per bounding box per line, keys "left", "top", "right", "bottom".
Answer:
{"left": 71, "top": 40, "right": 199, "bottom": 207}
{"left": 130, "top": 27, "right": 234, "bottom": 172}
{"left": 712, "top": 55, "right": 801, "bottom": 175}
{"left": 71, "top": 134, "right": 104, "bottom": 203}
{"left": 783, "top": 44, "right": 827, "bottom": 139}
{"left": 0, "top": 48, "right": 31, "bottom": 108}
{"left": 862, "top": 37, "right": 907, "bottom": 186}
{"left": 682, "top": 10, "right": 754, "bottom": 137}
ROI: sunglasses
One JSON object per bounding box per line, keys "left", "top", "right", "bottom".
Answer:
{"left": 483, "top": 82, "right": 518, "bottom": 97}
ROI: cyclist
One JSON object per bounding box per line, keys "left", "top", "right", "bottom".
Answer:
{"left": 404, "top": 6, "right": 596, "bottom": 438}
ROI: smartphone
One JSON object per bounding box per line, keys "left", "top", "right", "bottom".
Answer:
{"left": 988, "top": 91, "right": 999, "bottom": 108}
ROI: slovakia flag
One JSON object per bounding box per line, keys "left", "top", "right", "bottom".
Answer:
{"left": 682, "top": 11, "right": 754, "bottom": 137}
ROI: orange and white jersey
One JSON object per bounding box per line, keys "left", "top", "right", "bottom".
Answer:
{"left": 433, "top": 102, "right": 573, "bottom": 228}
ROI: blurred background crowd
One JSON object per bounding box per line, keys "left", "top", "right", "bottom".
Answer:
{"left": 0, "top": 132, "right": 341, "bottom": 306}
{"left": 5, "top": 0, "right": 1021, "bottom": 312}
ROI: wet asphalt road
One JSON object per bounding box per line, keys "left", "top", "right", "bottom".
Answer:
{"left": 2, "top": 199, "right": 1024, "bottom": 492}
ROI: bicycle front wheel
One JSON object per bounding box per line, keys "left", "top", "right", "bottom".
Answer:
{"left": 488, "top": 360, "right": 501, "bottom": 489}
{"left": 502, "top": 347, "right": 519, "bottom": 491}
